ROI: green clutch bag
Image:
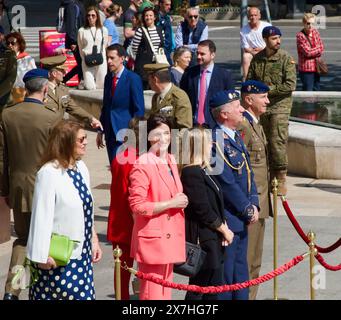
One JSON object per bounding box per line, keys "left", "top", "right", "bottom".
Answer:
{"left": 49, "top": 233, "right": 78, "bottom": 266}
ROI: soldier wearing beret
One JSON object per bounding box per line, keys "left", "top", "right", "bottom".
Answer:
{"left": 0, "top": 69, "right": 68, "bottom": 300}
{"left": 239, "top": 80, "right": 272, "bottom": 300}
{"left": 0, "top": 26, "right": 17, "bottom": 115}
{"left": 211, "top": 89, "right": 259, "bottom": 300}
{"left": 40, "top": 55, "right": 102, "bottom": 130}
{"left": 144, "top": 63, "right": 192, "bottom": 129}
{"left": 247, "top": 26, "right": 297, "bottom": 195}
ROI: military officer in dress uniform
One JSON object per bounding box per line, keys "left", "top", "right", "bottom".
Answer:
{"left": 211, "top": 89, "right": 259, "bottom": 300}
{"left": 0, "top": 25, "right": 17, "bottom": 114}
{"left": 247, "top": 26, "right": 297, "bottom": 196}
{"left": 0, "top": 69, "right": 60, "bottom": 300}
{"left": 239, "top": 80, "right": 272, "bottom": 300}
{"left": 40, "top": 55, "right": 102, "bottom": 130}
{"left": 144, "top": 63, "right": 193, "bottom": 129}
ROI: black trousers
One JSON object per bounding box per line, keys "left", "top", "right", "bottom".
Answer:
{"left": 63, "top": 46, "right": 83, "bottom": 83}
{"left": 185, "top": 264, "right": 224, "bottom": 300}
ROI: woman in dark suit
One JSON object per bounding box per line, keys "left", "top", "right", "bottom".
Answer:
{"left": 180, "top": 127, "right": 234, "bottom": 300}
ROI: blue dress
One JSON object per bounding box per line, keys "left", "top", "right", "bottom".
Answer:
{"left": 29, "top": 168, "right": 95, "bottom": 300}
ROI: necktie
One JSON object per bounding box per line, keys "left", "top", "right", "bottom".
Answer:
{"left": 111, "top": 75, "right": 118, "bottom": 96}
{"left": 197, "top": 68, "right": 207, "bottom": 125}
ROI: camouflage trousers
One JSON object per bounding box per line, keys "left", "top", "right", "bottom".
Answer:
{"left": 260, "top": 113, "right": 289, "bottom": 172}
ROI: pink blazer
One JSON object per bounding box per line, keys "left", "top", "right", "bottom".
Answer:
{"left": 128, "top": 152, "right": 186, "bottom": 265}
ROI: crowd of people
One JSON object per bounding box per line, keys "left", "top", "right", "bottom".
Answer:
{"left": 0, "top": 0, "right": 327, "bottom": 301}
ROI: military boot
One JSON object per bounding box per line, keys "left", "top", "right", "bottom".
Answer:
{"left": 274, "top": 170, "right": 287, "bottom": 196}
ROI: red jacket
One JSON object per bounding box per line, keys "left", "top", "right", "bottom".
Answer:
{"left": 107, "top": 147, "right": 137, "bottom": 244}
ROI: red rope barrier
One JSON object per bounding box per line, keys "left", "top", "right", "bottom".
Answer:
{"left": 281, "top": 199, "right": 341, "bottom": 254}
{"left": 133, "top": 254, "right": 305, "bottom": 293}
{"left": 315, "top": 254, "right": 341, "bottom": 271}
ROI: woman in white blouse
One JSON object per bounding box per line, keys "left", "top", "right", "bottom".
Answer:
{"left": 77, "top": 6, "right": 108, "bottom": 90}
{"left": 131, "top": 7, "right": 165, "bottom": 89}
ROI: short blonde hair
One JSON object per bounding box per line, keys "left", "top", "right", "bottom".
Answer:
{"left": 303, "top": 13, "right": 315, "bottom": 23}
{"left": 180, "top": 126, "right": 212, "bottom": 170}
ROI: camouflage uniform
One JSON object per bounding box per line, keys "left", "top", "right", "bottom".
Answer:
{"left": 247, "top": 48, "right": 296, "bottom": 172}
{"left": 0, "top": 44, "right": 17, "bottom": 116}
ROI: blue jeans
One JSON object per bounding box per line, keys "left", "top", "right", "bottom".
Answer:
{"left": 299, "top": 71, "right": 320, "bottom": 91}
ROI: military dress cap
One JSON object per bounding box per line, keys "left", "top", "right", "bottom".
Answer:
{"left": 40, "top": 55, "right": 68, "bottom": 71}
{"left": 143, "top": 63, "right": 169, "bottom": 74}
{"left": 262, "top": 26, "right": 282, "bottom": 38}
{"left": 210, "top": 89, "right": 240, "bottom": 109}
{"left": 23, "top": 68, "right": 49, "bottom": 83}
{"left": 241, "top": 80, "right": 270, "bottom": 94}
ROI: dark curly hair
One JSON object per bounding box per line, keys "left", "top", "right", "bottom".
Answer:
{"left": 5, "top": 32, "right": 26, "bottom": 53}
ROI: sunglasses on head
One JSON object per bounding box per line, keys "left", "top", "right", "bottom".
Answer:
{"left": 189, "top": 15, "right": 198, "bottom": 19}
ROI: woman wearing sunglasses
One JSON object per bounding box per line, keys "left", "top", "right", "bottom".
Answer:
{"left": 77, "top": 6, "right": 108, "bottom": 90}
{"left": 27, "top": 120, "right": 102, "bottom": 300}
{"left": 5, "top": 32, "right": 36, "bottom": 103}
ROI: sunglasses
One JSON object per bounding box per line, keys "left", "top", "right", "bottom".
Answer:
{"left": 6, "top": 40, "right": 17, "bottom": 45}
{"left": 87, "top": 14, "right": 97, "bottom": 18}
{"left": 189, "top": 15, "right": 198, "bottom": 19}
{"left": 77, "top": 135, "right": 87, "bottom": 143}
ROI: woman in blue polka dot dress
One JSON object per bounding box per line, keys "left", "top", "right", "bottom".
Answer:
{"left": 27, "top": 120, "right": 102, "bottom": 300}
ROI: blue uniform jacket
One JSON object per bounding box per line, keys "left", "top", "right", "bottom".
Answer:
{"left": 212, "top": 127, "right": 259, "bottom": 233}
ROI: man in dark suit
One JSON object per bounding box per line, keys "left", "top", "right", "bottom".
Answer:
{"left": 97, "top": 44, "right": 145, "bottom": 163}
{"left": 180, "top": 40, "right": 233, "bottom": 129}
{"left": 210, "top": 89, "right": 259, "bottom": 300}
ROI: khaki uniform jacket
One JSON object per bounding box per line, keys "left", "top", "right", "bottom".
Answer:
{"left": 150, "top": 83, "right": 193, "bottom": 129}
{"left": 247, "top": 48, "right": 297, "bottom": 114}
{"left": 45, "top": 82, "right": 93, "bottom": 126}
{"left": 0, "top": 99, "right": 84, "bottom": 213}
{"left": 238, "top": 113, "right": 272, "bottom": 219}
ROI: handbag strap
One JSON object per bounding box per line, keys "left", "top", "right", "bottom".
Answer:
{"left": 90, "top": 27, "right": 104, "bottom": 53}
{"left": 142, "top": 26, "right": 157, "bottom": 54}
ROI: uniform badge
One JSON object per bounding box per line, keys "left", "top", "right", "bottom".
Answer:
{"left": 159, "top": 106, "right": 173, "bottom": 116}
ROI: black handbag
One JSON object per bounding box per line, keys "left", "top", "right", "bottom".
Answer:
{"left": 84, "top": 28, "right": 104, "bottom": 67}
{"left": 173, "top": 241, "right": 207, "bottom": 277}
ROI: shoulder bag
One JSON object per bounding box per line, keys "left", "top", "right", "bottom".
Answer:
{"left": 302, "top": 30, "right": 328, "bottom": 76}
{"left": 173, "top": 240, "right": 207, "bottom": 277}
{"left": 142, "top": 26, "right": 169, "bottom": 65}
{"left": 84, "top": 28, "right": 104, "bottom": 67}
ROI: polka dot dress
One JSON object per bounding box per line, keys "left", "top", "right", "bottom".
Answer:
{"left": 29, "top": 168, "right": 95, "bottom": 300}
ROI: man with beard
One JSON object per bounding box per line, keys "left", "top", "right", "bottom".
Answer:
{"left": 247, "top": 26, "right": 296, "bottom": 196}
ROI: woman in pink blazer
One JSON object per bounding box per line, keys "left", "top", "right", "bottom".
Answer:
{"left": 129, "top": 115, "right": 188, "bottom": 300}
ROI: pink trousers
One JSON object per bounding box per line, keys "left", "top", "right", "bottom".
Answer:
{"left": 138, "top": 263, "right": 174, "bottom": 300}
